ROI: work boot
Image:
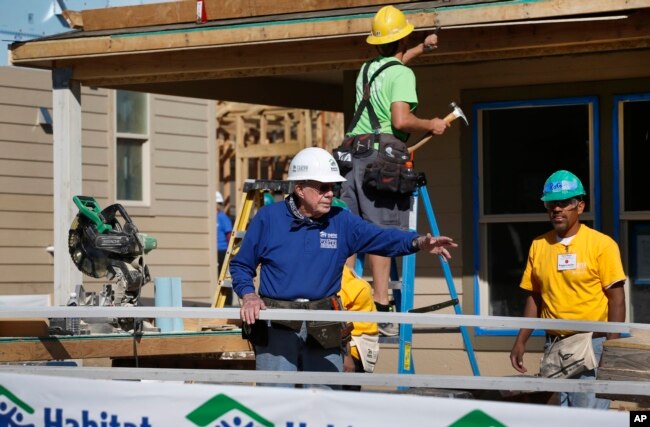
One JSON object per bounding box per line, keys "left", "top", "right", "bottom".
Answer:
{"left": 376, "top": 302, "right": 399, "bottom": 337}
{"left": 378, "top": 322, "right": 399, "bottom": 337}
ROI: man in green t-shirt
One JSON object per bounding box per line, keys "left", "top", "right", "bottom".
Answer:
{"left": 341, "top": 5, "right": 449, "bottom": 336}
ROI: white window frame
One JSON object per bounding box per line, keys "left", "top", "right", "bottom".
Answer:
{"left": 114, "top": 90, "right": 151, "bottom": 207}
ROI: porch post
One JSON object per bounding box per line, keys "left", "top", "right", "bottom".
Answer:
{"left": 52, "top": 68, "right": 83, "bottom": 306}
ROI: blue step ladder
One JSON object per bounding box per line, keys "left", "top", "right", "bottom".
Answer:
{"left": 356, "top": 174, "right": 480, "bottom": 376}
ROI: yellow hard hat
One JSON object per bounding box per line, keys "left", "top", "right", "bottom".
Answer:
{"left": 366, "top": 6, "right": 414, "bottom": 45}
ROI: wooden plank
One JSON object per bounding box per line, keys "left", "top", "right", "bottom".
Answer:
{"left": 0, "top": 320, "right": 49, "bottom": 338}
{"left": 12, "top": 0, "right": 650, "bottom": 64}
{"left": 69, "top": 14, "right": 650, "bottom": 86}
{"left": 239, "top": 142, "right": 302, "bottom": 158}
{"left": 0, "top": 331, "right": 250, "bottom": 362}
{"left": 79, "top": 0, "right": 399, "bottom": 32}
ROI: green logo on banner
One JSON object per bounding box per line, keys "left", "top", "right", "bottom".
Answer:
{"left": 186, "top": 393, "right": 274, "bottom": 427}
{"left": 448, "top": 409, "right": 507, "bottom": 427}
{"left": 0, "top": 384, "right": 35, "bottom": 425}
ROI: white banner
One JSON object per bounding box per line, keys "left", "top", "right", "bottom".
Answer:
{"left": 0, "top": 372, "right": 626, "bottom": 427}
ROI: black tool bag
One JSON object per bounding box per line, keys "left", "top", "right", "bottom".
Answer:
{"left": 362, "top": 135, "right": 418, "bottom": 195}
{"left": 333, "top": 60, "right": 403, "bottom": 174}
{"left": 332, "top": 136, "right": 356, "bottom": 176}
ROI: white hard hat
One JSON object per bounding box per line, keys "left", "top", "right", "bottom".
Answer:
{"left": 215, "top": 191, "right": 224, "bottom": 204}
{"left": 288, "top": 147, "right": 346, "bottom": 183}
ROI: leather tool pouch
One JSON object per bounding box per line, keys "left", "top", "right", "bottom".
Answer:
{"left": 262, "top": 297, "right": 303, "bottom": 332}
{"left": 261, "top": 296, "right": 346, "bottom": 349}
{"left": 306, "top": 296, "right": 346, "bottom": 349}
{"left": 241, "top": 319, "right": 268, "bottom": 347}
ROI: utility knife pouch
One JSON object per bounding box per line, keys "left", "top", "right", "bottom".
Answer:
{"left": 242, "top": 319, "right": 268, "bottom": 347}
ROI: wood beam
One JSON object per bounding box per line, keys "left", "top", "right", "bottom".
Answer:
{"left": 79, "top": 0, "right": 400, "bottom": 32}
{"left": 0, "top": 331, "right": 251, "bottom": 362}
{"left": 11, "top": 0, "right": 650, "bottom": 64}
{"left": 54, "top": 9, "right": 650, "bottom": 87}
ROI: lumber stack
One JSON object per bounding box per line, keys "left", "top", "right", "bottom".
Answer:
{"left": 597, "top": 333, "right": 650, "bottom": 404}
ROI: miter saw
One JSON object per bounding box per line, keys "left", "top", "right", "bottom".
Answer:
{"left": 49, "top": 196, "right": 158, "bottom": 335}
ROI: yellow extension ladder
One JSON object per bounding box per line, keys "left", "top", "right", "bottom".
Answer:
{"left": 212, "top": 179, "right": 292, "bottom": 308}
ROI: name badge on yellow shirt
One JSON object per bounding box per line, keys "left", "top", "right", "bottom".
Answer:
{"left": 557, "top": 253, "right": 577, "bottom": 271}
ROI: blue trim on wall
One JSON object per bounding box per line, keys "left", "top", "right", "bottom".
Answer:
{"left": 472, "top": 96, "right": 599, "bottom": 337}
{"left": 612, "top": 93, "right": 650, "bottom": 243}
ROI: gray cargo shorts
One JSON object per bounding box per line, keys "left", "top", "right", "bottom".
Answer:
{"left": 340, "top": 134, "right": 412, "bottom": 229}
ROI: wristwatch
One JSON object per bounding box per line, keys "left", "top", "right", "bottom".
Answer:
{"left": 411, "top": 236, "right": 421, "bottom": 251}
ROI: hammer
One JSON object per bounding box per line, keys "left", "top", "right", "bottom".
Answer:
{"left": 407, "top": 102, "right": 469, "bottom": 153}
{"left": 443, "top": 102, "right": 469, "bottom": 126}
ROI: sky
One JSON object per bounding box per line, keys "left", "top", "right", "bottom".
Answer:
{"left": 0, "top": 0, "right": 175, "bottom": 66}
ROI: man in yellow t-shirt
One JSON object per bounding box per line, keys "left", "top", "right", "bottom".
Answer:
{"left": 339, "top": 265, "right": 380, "bottom": 391}
{"left": 509, "top": 170, "right": 626, "bottom": 409}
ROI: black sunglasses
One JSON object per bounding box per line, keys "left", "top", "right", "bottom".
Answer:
{"left": 303, "top": 181, "right": 340, "bottom": 195}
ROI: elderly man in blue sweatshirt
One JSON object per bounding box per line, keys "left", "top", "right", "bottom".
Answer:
{"left": 230, "top": 147, "right": 457, "bottom": 388}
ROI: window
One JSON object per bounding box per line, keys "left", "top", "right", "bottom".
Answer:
{"left": 614, "top": 94, "right": 650, "bottom": 324}
{"left": 473, "top": 97, "right": 598, "bottom": 334}
{"left": 115, "top": 90, "right": 150, "bottom": 204}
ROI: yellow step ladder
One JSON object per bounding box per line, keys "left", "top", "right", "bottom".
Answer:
{"left": 212, "top": 179, "right": 292, "bottom": 308}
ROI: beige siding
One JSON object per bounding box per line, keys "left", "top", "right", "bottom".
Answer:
{"left": 0, "top": 68, "right": 55, "bottom": 293}
{"left": 0, "top": 67, "right": 216, "bottom": 306}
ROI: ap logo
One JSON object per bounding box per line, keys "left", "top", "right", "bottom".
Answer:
{"left": 186, "top": 394, "right": 273, "bottom": 427}
{"left": 0, "top": 385, "right": 35, "bottom": 427}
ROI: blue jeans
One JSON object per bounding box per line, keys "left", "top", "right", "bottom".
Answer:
{"left": 254, "top": 320, "right": 343, "bottom": 389}
{"left": 545, "top": 336, "right": 609, "bottom": 409}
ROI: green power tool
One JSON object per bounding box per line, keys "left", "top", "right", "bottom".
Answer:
{"left": 68, "top": 196, "right": 157, "bottom": 307}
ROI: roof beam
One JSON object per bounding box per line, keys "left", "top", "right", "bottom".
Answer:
{"left": 47, "top": 8, "right": 650, "bottom": 87}
{"left": 11, "top": 0, "right": 650, "bottom": 64}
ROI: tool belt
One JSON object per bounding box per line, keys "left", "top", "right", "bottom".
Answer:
{"left": 261, "top": 296, "right": 347, "bottom": 349}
